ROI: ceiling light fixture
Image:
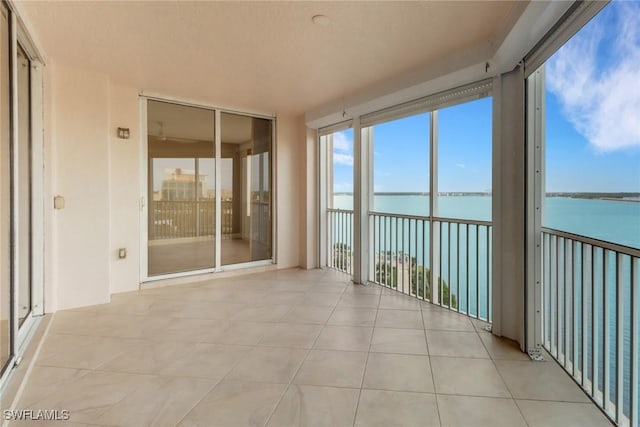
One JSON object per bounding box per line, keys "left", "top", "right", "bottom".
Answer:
{"left": 312, "top": 14, "right": 330, "bottom": 26}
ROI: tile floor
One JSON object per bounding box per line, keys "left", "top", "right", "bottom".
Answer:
{"left": 5, "top": 268, "right": 613, "bottom": 426}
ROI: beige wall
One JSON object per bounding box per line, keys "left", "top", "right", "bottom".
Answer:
{"left": 44, "top": 63, "right": 307, "bottom": 311}
{"left": 299, "top": 127, "right": 318, "bottom": 269}
{"left": 108, "top": 84, "right": 141, "bottom": 294}
{"left": 49, "top": 63, "right": 111, "bottom": 310}
{"left": 274, "top": 114, "right": 303, "bottom": 269}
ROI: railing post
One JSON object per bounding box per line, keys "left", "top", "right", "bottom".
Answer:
{"left": 353, "top": 118, "right": 370, "bottom": 284}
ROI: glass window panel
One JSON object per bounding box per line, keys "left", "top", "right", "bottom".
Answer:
{"left": 147, "top": 100, "right": 215, "bottom": 275}
{"left": 371, "top": 112, "right": 430, "bottom": 216}
{"left": 17, "top": 43, "right": 32, "bottom": 326}
{"left": 436, "top": 97, "right": 492, "bottom": 221}
{"left": 329, "top": 129, "right": 353, "bottom": 210}
{"left": 220, "top": 112, "right": 272, "bottom": 265}
{"left": 0, "top": 3, "right": 11, "bottom": 373}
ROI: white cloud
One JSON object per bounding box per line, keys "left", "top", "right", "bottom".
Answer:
{"left": 456, "top": 163, "right": 465, "bottom": 169}
{"left": 333, "top": 131, "right": 352, "bottom": 153}
{"left": 334, "top": 152, "right": 354, "bottom": 166}
{"left": 546, "top": 2, "right": 640, "bottom": 152}
{"left": 332, "top": 131, "right": 353, "bottom": 166}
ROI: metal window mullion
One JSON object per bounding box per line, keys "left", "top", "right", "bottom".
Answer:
{"left": 214, "top": 110, "right": 221, "bottom": 269}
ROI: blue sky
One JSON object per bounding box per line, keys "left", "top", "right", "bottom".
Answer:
{"left": 333, "top": 0, "right": 640, "bottom": 194}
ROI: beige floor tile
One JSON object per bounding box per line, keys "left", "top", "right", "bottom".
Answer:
{"left": 96, "top": 340, "right": 184, "bottom": 375}
{"left": 355, "top": 389, "right": 439, "bottom": 427}
{"left": 171, "top": 300, "right": 248, "bottom": 320}
{"left": 363, "top": 353, "right": 434, "bottom": 392}
{"left": 430, "top": 357, "right": 510, "bottom": 397}
{"left": 224, "top": 347, "right": 307, "bottom": 383}
{"left": 294, "top": 350, "right": 368, "bottom": 388}
{"left": 422, "top": 308, "right": 475, "bottom": 331}
{"left": 479, "top": 333, "right": 530, "bottom": 360}
{"left": 310, "top": 282, "right": 350, "bottom": 294}
{"left": 426, "top": 330, "right": 489, "bottom": 358}
{"left": 437, "top": 395, "right": 527, "bottom": 427}
{"left": 231, "top": 304, "right": 292, "bottom": 322}
{"left": 145, "top": 316, "right": 230, "bottom": 343}
{"left": 338, "top": 294, "right": 380, "bottom": 308}
{"left": 14, "top": 366, "right": 91, "bottom": 408}
{"left": 314, "top": 325, "right": 373, "bottom": 351}
{"left": 343, "top": 284, "right": 382, "bottom": 295}
{"left": 36, "top": 334, "right": 141, "bottom": 370}
{"left": 282, "top": 305, "right": 335, "bottom": 324}
{"left": 376, "top": 309, "right": 424, "bottom": 329}
{"left": 370, "top": 328, "right": 428, "bottom": 355}
{"left": 327, "top": 307, "right": 377, "bottom": 327}
{"left": 516, "top": 399, "right": 613, "bottom": 427}
{"left": 204, "top": 321, "right": 271, "bottom": 345}
{"left": 49, "top": 311, "right": 171, "bottom": 339}
{"left": 495, "top": 360, "right": 590, "bottom": 402}
{"left": 267, "top": 384, "right": 359, "bottom": 427}
{"left": 17, "top": 369, "right": 150, "bottom": 424}
{"left": 94, "top": 375, "right": 216, "bottom": 427}
{"left": 379, "top": 294, "right": 421, "bottom": 310}
{"left": 259, "top": 293, "right": 307, "bottom": 307}
{"left": 160, "top": 343, "right": 252, "bottom": 379}
{"left": 300, "top": 292, "right": 343, "bottom": 307}
{"left": 179, "top": 381, "right": 287, "bottom": 427}
{"left": 258, "top": 323, "right": 323, "bottom": 348}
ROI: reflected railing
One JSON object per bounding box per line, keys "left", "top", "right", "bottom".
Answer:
{"left": 368, "top": 212, "right": 492, "bottom": 322}
{"left": 150, "top": 200, "right": 233, "bottom": 240}
{"left": 542, "top": 227, "right": 639, "bottom": 427}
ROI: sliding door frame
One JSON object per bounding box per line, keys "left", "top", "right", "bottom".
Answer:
{"left": 139, "top": 95, "right": 277, "bottom": 283}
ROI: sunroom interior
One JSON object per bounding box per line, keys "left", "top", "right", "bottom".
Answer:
{"left": 0, "top": 1, "right": 637, "bottom": 426}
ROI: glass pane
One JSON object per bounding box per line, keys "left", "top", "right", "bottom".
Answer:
{"left": 17, "top": 44, "right": 32, "bottom": 326}
{"left": 0, "top": 4, "right": 11, "bottom": 373}
{"left": 147, "top": 100, "right": 215, "bottom": 275}
{"left": 543, "top": 0, "right": 640, "bottom": 249}
{"left": 436, "top": 97, "right": 492, "bottom": 221}
{"left": 329, "top": 129, "right": 353, "bottom": 210}
{"left": 220, "top": 112, "right": 272, "bottom": 265}
{"left": 371, "top": 112, "right": 430, "bottom": 216}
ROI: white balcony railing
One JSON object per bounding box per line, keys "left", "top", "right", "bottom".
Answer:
{"left": 369, "top": 212, "right": 492, "bottom": 322}
{"left": 542, "top": 227, "right": 640, "bottom": 427}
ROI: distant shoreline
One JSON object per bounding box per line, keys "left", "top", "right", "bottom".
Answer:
{"left": 332, "top": 192, "right": 640, "bottom": 202}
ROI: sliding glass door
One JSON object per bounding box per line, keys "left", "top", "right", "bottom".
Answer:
{"left": 144, "top": 100, "right": 273, "bottom": 279}
{"left": 0, "top": 2, "right": 11, "bottom": 376}
{"left": 220, "top": 112, "right": 272, "bottom": 266}
{"left": 147, "top": 101, "right": 216, "bottom": 276}
{"left": 0, "top": 4, "right": 43, "bottom": 385}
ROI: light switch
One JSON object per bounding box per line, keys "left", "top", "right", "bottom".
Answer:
{"left": 54, "top": 195, "right": 65, "bottom": 210}
{"left": 118, "top": 248, "right": 127, "bottom": 259}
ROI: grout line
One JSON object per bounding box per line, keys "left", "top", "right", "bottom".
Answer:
{"left": 261, "top": 277, "right": 349, "bottom": 427}
{"left": 420, "top": 301, "right": 443, "bottom": 427}
{"left": 351, "top": 287, "right": 382, "bottom": 426}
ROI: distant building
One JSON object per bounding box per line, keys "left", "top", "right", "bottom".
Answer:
{"left": 160, "top": 168, "right": 209, "bottom": 201}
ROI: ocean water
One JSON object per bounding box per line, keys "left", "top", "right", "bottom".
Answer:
{"left": 334, "top": 194, "right": 639, "bottom": 248}
{"left": 331, "top": 194, "right": 639, "bottom": 418}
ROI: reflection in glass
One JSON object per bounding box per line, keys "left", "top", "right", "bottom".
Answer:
{"left": 17, "top": 44, "right": 32, "bottom": 325}
{"left": 147, "top": 101, "right": 216, "bottom": 275}
{"left": 1, "top": 4, "right": 11, "bottom": 373}
{"left": 220, "top": 112, "right": 272, "bottom": 265}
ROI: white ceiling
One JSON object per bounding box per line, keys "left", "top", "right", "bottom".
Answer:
{"left": 20, "top": 1, "right": 524, "bottom": 115}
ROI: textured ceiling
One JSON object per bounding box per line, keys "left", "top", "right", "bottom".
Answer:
{"left": 20, "top": 1, "right": 521, "bottom": 115}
